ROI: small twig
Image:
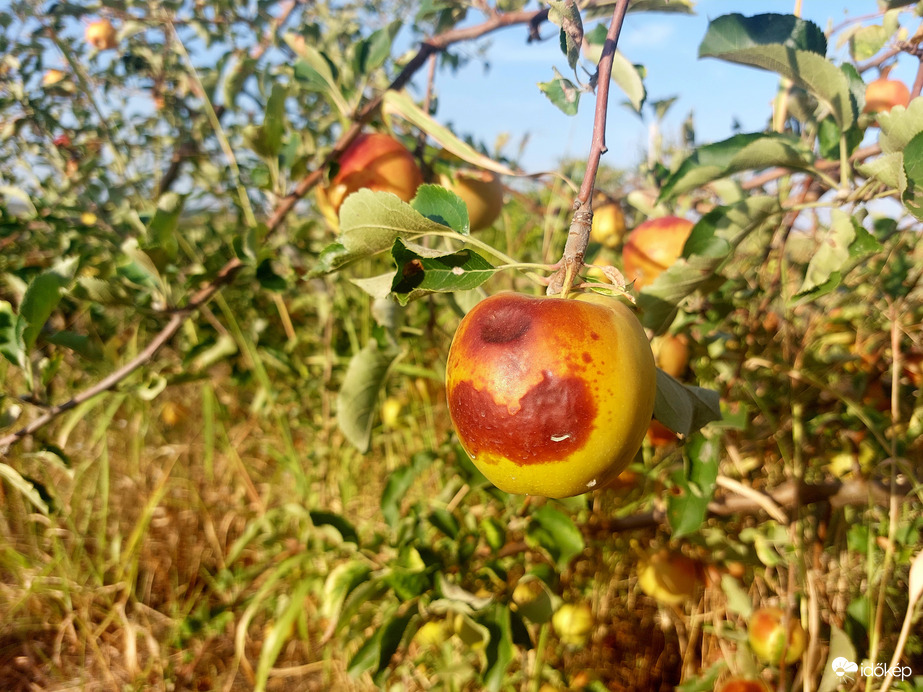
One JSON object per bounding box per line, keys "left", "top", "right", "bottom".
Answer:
{"left": 715, "top": 475, "right": 789, "bottom": 524}
{"left": 546, "top": 0, "right": 631, "bottom": 296}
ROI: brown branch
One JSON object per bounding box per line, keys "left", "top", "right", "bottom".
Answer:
{"left": 741, "top": 144, "right": 882, "bottom": 191}
{"left": 0, "top": 8, "right": 553, "bottom": 456}
{"left": 546, "top": 0, "right": 631, "bottom": 296}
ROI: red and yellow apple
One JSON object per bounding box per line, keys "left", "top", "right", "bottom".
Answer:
{"left": 622, "top": 216, "right": 694, "bottom": 290}
{"left": 590, "top": 201, "right": 627, "bottom": 248}
{"left": 863, "top": 77, "right": 911, "bottom": 115}
{"left": 638, "top": 548, "right": 700, "bottom": 606}
{"left": 316, "top": 132, "right": 423, "bottom": 226}
{"left": 445, "top": 292, "right": 656, "bottom": 498}
{"left": 85, "top": 19, "right": 118, "bottom": 51}
{"left": 438, "top": 168, "right": 504, "bottom": 231}
{"left": 552, "top": 603, "right": 593, "bottom": 648}
{"left": 747, "top": 607, "right": 806, "bottom": 666}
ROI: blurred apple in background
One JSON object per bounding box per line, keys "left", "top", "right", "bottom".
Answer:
{"left": 622, "top": 216, "right": 694, "bottom": 290}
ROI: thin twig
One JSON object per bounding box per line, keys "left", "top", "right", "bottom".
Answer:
{"left": 546, "top": 0, "right": 631, "bottom": 296}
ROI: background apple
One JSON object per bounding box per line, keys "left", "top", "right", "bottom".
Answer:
{"left": 590, "top": 201, "right": 627, "bottom": 248}
{"left": 715, "top": 679, "right": 770, "bottom": 692}
{"left": 85, "top": 19, "right": 118, "bottom": 51}
{"left": 438, "top": 168, "right": 504, "bottom": 231}
{"left": 638, "top": 548, "right": 700, "bottom": 606}
{"left": 316, "top": 132, "right": 423, "bottom": 226}
{"left": 747, "top": 607, "right": 805, "bottom": 665}
{"left": 445, "top": 292, "right": 655, "bottom": 498}
{"left": 863, "top": 77, "right": 910, "bottom": 114}
{"left": 622, "top": 216, "right": 694, "bottom": 290}
{"left": 552, "top": 603, "right": 593, "bottom": 648}
{"left": 42, "top": 69, "right": 67, "bottom": 87}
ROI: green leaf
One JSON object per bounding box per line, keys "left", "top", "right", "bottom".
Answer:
{"left": 310, "top": 510, "right": 360, "bottom": 546}
{"left": 698, "top": 13, "right": 827, "bottom": 56}
{"left": 390, "top": 238, "right": 494, "bottom": 305}
{"left": 370, "top": 611, "right": 414, "bottom": 683}
{"left": 548, "top": 0, "right": 583, "bottom": 71}
{"left": 798, "top": 208, "right": 855, "bottom": 295}
{"left": 699, "top": 15, "right": 854, "bottom": 130}
{"left": 901, "top": 131, "right": 923, "bottom": 221}
{"left": 653, "top": 369, "right": 722, "bottom": 439}
{"left": 538, "top": 67, "right": 580, "bottom": 116}
{"left": 147, "top": 192, "right": 183, "bottom": 260}
{"left": 253, "top": 579, "right": 312, "bottom": 692}
{"left": 483, "top": 606, "right": 515, "bottom": 692}
{"left": 659, "top": 133, "right": 815, "bottom": 201}
{"left": 411, "top": 184, "right": 470, "bottom": 234}
{"left": 336, "top": 339, "right": 400, "bottom": 453}
{"left": 721, "top": 573, "right": 753, "bottom": 617}
{"left": 849, "top": 24, "right": 888, "bottom": 62}
{"left": 0, "top": 301, "right": 26, "bottom": 371}
{"left": 361, "top": 20, "right": 401, "bottom": 73}
{"left": 666, "top": 434, "right": 720, "bottom": 538}
{"left": 429, "top": 508, "right": 460, "bottom": 539}
{"left": 20, "top": 258, "right": 78, "bottom": 352}
{"left": 262, "top": 82, "right": 288, "bottom": 158}
{"left": 638, "top": 197, "right": 782, "bottom": 333}
{"left": 526, "top": 505, "right": 584, "bottom": 571}
{"left": 321, "top": 560, "right": 373, "bottom": 624}
{"left": 381, "top": 451, "right": 435, "bottom": 527}
{"left": 0, "top": 462, "right": 49, "bottom": 514}
{"left": 610, "top": 50, "right": 646, "bottom": 112}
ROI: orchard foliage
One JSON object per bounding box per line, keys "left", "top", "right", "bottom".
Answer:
{"left": 1, "top": 0, "right": 923, "bottom": 690}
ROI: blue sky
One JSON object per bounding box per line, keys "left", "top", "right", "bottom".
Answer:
{"left": 428, "top": 1, "right": 919, "bottom": 172}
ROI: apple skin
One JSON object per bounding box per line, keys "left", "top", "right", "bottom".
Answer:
{"left": 85, "top": 19, "right": 118, "bottom": 51}
{"left": 552, "top": 603, "right": 593, "bottom": 647}
{"left": 317, "top": 132, "right": 423, "bottom": 226}
{"left": 622, "top": 216, "right": 694, "bottom": 290}
{"left": 445, "top": 292, "right": 656, "bottom": 498}
{"left": 651, "top": 333, "right": 689, "bottom": 379}
{"left": 590, "top": 202, "right": 627, "bottom": 248}
{"left": 438, "top": 169, "right": 504, "bottom": 231}
{"left": 715, "top": 679, "right": 770, "bottom": 692}
{"left": 864, "top": 78, "right": 911, "bottom": 114}
{"left": 638, "top": 549, "right": 700, "bottom": 606}
{"left": 748, "top": 607, "right": 806, "bottom": 666}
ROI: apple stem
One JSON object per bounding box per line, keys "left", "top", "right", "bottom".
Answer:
{"left": 547, "top": 0, "right": 631, "bottom": 296}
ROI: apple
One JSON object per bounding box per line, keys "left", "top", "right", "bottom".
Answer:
{"left": 413, "top": 619, "right": 449, "bottom": 648}
{"left": 651, "top": 333, "right": 689, "bottom": 379}
{"left": 438, "top": 168, "right": 504, "bottom": 231}
{"left": 590, "top": 202, "right": 627, "bottom": 248}
{"left": 85, "top": 19, "right": 118, "bottom": 51}
{"left": 747, "top": 607, "right": 806, "bottom": 666}
{"left": 445, "top": 292, "right": 656, "bottom": 498}
{"left": 551, "top": 603, "right": 593, "bottom": 648}
{"left": 42, "top": 69, "right": 67, "bottom": 87}
{"left": 863, "top": 77, "right": 910, "bottom": 115}
{"left": 622, "top": 216, "right": 694, "bottom": 290}
{"left": 646, "top": 419, "right": 678, "bottom": 448}
{"left": 638, "top": 548, "right": 700, "bottom": 606}
{"left": 316, "top": 132, "right": 423, "bottom": 226}
{"left": 380, "top": 396, "right": 403, "bottom": 428}
{"left": 715, "top": 679, "right": 770, "bottom": 692}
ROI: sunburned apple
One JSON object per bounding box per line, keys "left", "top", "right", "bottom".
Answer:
{"left": 445, "top": 292, "right": 655, "bottom": 498}
{"left": 622, "top": 216, "right": 694, "bottom": 290}
{"left": 748, "top": 607, "right": 806, "bottom": 666}
{"left": 316, "top": 132, "right": 423, "bottom": 226}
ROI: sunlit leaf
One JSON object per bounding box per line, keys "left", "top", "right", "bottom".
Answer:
{"left": 337, "top": 339, "right": 400, "bottom": 452}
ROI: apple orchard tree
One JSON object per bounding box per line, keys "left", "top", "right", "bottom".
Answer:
{"left": 1, "top": 1, "right": 922, "bottom": 690}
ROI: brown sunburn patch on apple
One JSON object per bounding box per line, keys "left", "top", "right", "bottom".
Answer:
{"left": 449, "top": 371, "right": 595, "bottom": 465}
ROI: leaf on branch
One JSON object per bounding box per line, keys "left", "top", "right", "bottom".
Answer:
{"left": 901, "top": 131, "right": 923, "bottom": 221}
{"left": 667, "top": 434, "right": 720, "bottom": 538}
{"left": 797, "top": 208, "right": 855, "bottom": 296}
{"left": 390, "top": 238, "right": 495, "bottom": 306}
{"left": 548, "top": 0, "right": 583, "bottom": 71}
{"left": 699, "top": 14, "right": 855, "bottom": 130}
{"left": 411, "top": 184, "right": 470, "bottom": 234}
{"left": 659, "top": 133, "right": 816, "bottom": 202}
{"left": 337, "top": 339, "right": 400, "bottom": 452}
{"left": 653, "top": 369, "right": 722, "bottom": 439}
{"left": 538, "top": 67, "right": 580, "bottom": 116}
{"left": 638, "top": 196, "right": 782, "bottom": 333}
